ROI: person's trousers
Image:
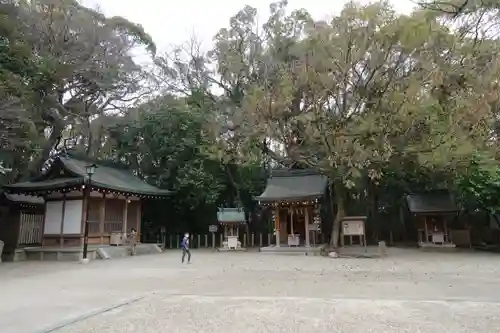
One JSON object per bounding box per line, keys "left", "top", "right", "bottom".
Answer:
{"left": 182, "top": 248, "right": 191, "bottom": 263}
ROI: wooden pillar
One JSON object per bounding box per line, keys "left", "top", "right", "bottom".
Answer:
{"left": 136, "top": 200, "right": 141, "bottom": 243}
{"left": 443, "top": 218, "right": 448, "bottom": 243}
{"left": 399, "top": 206, "right": 405, "bottom": 242}
{"left": 423, "top": 216, "right": 428, "bottom": 244}
{"left": 59, "top": 194, "right": 67, "bottom": 248}
{"left": 363, "top": 219, "right": 367, "bottom": 249}
{"left": 122, "top": 197, "right": 129, "bottom": 233}
{"left": 80, "top": 191, "right": 88, "bottom": 246}
{"left": 305, "top": 207, "right": 310, "bottom": 247}
{"left": 99, "top": 194, "right": 106, "bottom": 244}
{"left": 274, "top": 206, "right": 280, "bottom": 247}
{"left": 340, "top": 217, "right": 345, "bottom": 247}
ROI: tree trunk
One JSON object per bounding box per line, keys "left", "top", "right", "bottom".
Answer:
{"left": 85, "top": 114, "right": 93, "bottom": 157}
{"left": 29, "top": 122, "right": 64, "bottom": 176}
{"left": 225, "top": 163, "right": 242, "bottom": 206}
{"left": 491, "top": 212, "right": 500, "bottom": 229}
{"left": 368, "top": 181, "right": 379, "bottom": 242}
{"left": 330, "top": 183, "right": 345, "bottom": 249}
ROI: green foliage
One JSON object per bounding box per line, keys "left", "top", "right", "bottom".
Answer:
{"left": 456, "top": 154, "right": 500, "bottom": 214}
{"left": 0, "top": 0, "right": 159, "bottom": 178}
{"left": 107, "top": 98, "right": 224, "bottom": 209}
{"left": 104, "top": 95, "right": 266, "bottom": 231}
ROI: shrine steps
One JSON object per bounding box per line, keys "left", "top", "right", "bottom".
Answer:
{"left": 18, "top": 243, "right": 162, "bottom": 262}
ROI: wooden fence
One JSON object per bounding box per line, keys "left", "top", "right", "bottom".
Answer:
{"left": 19, "top": 212, "right": 44, "bottom": 245}
{"left": 157, "top": 233, "right": 326, "bottom": 249}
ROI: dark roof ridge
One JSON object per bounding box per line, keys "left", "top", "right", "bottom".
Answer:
{"left": 270, "top": 168, "right": 322, "bottom": 178}
{"left": 63, "top": 152, "right": 130, "bottom": 171}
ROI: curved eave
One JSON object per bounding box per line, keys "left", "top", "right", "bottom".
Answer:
{"left": 4, "top": 178, "right": 85, "bottom": 195}
{"left": 256, "top": 195, "right": 322, "bottom": 205}
{"left": 411, "top": 210, "right": 459, "bottom": 215}
{"left": 218, "top": 220, "right": 247, "bottom": 225}
{"left": 4, "top": 179, "right": 172, "bottom": 199}
{"left": 90, "top": 181, "right": 173, "bottom": 199}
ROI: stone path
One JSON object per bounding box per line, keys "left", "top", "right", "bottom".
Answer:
{"left": 1, "top": 248, "right": 500, "bottom": 332}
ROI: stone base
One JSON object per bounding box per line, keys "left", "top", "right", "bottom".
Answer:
{"left": 419, "top": 242, "right": 457, "bottom": 251}
{"left": 338, "top": 246, "right": 383, "bottom": 258}
{"left": 79, "top": 258, "right": 90, "bottom": 264}
{"left": 218, "top": 247, "right": 247, "bottom": 252}
{"left": 24, "top": 247, "right": 99, "bottom": 261}
{"left": 18, "top": 243, "right": 163, "bottom": 261}
{"left": 259, "top": 245, "right": 323, "bottom": 256}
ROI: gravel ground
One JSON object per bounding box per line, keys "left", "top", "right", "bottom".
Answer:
{"left": 1, "top": 248, "right": 500, "bottom": 333}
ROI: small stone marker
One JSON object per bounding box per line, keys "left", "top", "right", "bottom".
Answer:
{"left": 328, "top": 251, "right": 339, "bottom": 258}
{"left": 378, "top": 241, "right": 387, "bottom": 257}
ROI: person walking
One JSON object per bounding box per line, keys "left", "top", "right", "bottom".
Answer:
{"left": 180, "top": 232, "right": 191, "bottom": 264}
{"left": 128, "top": 228, "right": 137, "bottom": 256}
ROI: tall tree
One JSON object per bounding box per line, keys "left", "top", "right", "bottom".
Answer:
{"left": 0, "top": 0, "right": 157, "bottom": 178}
{"left": 201, "top": 1, "right": 496, "bottom": 247}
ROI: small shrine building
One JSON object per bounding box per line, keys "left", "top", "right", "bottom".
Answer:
{"left": 406, "top": 190, "right": 458, "bottom": 248}
{"left": 4, "top": 155, "right": 171, "bottom": 247}
{"left": 217, "top": 207, "right": 246, "bottom": 250}
{"left": 256, "top": 169, "right": 328, "bottom": 247}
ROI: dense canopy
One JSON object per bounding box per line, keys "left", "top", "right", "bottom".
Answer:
{"left": 2, "top": 0, "right": 500, "bottom": 244}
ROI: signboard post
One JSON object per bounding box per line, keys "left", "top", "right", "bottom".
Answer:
{"left": 308, "top": 223, "right": 320, "bottom": 247}
{"left": 209, "top": 225, "right": 218, "bottom": 249}
{"left": 340, "top": 216, "right": 367, "bottom": 251}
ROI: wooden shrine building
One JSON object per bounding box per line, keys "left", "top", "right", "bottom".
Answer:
{"left": 0, "top": 192, "right": 44, "bottom": 260}
{"left": 4, "top": 155, "right": 171, "bottom": 247}
{"left": 406, "top": 190, "right": 458, "bottom": 248}
{"left": 256, "top": 169, "right": 328, "bottom": 247}
{"left": 217, "top": 207, "right": 246, "bottom": 250}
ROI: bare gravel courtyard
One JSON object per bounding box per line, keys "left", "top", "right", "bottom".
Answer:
{"left": 1, "top": 248, "right": 500, "bottom": 333}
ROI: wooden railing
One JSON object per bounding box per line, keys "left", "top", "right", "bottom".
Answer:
{"left": 87, "top": 221, "right": 123, "bottom": 234}
{"left": 104, "top": 222, "right": 122, "bottom": 233}
{"left": 88, "top": 221, "right": 100, "bottom": 234}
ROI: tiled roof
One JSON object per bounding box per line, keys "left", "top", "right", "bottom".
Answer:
{"left": 256, "top": 169, "right": 328, "bottom": 202}
{"left": 217, "top": 208, "right": 246, "bottom": 223}
{"left": 406, "top": 190, "right": 458, "bottom": 214}
{"left": 4, "top": 156, "right": 171, "bottom": 198}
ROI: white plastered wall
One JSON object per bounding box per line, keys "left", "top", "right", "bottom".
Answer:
{"left": 44, "top": 201, "right": 63, "bottom": 234}
{"left": 63, "top": 200, "right": 83, "bottom": 234}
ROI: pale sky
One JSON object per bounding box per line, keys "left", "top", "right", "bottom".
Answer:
{"left": 81, "top": 0, "right": 416, "bottom": 55}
